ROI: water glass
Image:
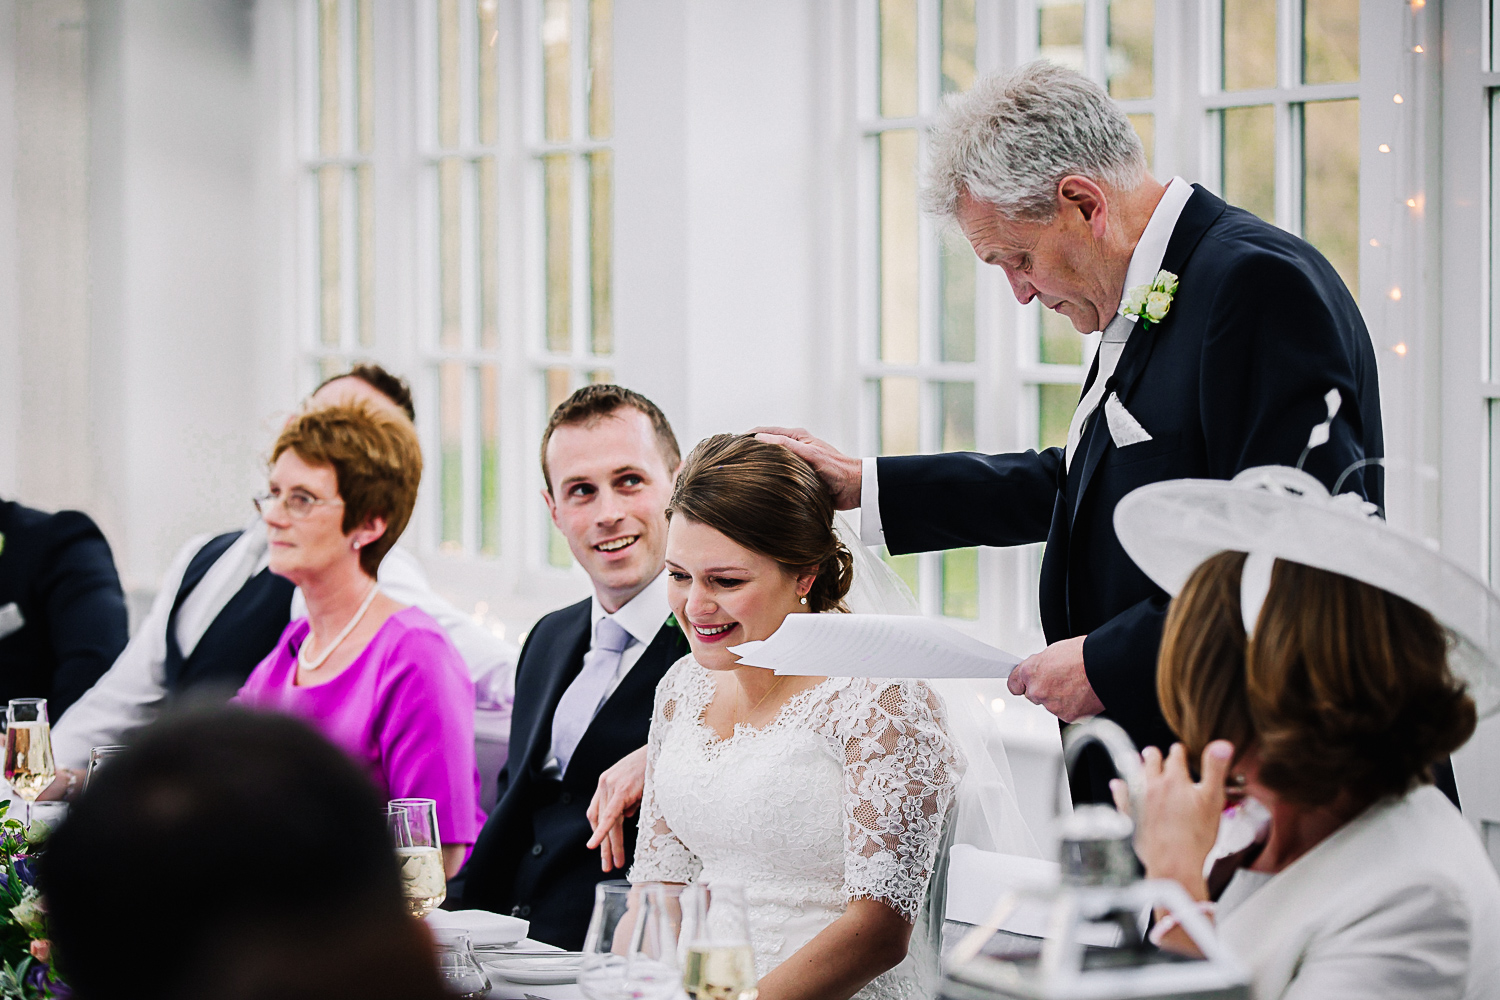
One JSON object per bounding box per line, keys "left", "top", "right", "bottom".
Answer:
{"left": 433, "top": 928, "right": 491, "bottom": 999}
{"left": 578, "top": 881, "right": 685, "bottom": 1000}
{"left": 680, "top": 882, "right": 758, "bottom": 1000}
{"left": 388, "top": 798, "right": 445, "bottom": 917}
{"left": 4, "top": 700, "right": 53, "bottom": 828}
{"left": 85, "top": 745, "right": 128, "bottom": 789}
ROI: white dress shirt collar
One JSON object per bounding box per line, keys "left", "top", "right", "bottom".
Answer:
{"left": 1113, "top": 176, "right": 1195, "bottom": 330}
{"left": 590, "top": 569, "right": 671, "bottom": 648}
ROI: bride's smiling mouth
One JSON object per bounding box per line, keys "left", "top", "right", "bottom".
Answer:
{"left": 690, "top": 620, "right": 739, "bottom": 644}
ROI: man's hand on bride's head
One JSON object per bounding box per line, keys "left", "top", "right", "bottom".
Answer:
{"left": 751, "top": 427, "right": 863, "bottom": 510}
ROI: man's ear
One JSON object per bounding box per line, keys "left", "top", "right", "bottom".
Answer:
{"left": 542, "top": 487, "right": 559, "bottom": 526}
{"left": 1058, "top": 175, "right": 1109, "bottom": 239}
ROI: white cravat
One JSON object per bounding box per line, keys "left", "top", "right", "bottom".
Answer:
{"left": 1062, "top": 176, "right": 1196, "bottom": 471}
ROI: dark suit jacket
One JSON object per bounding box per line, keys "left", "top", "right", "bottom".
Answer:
{"left": 456, "top": 598, "right": 688, "bottom": 949}
{"left": 878, "top": 186, "right": 1382, "bottom": 759}
{"left": 0, "top": 500, "right": 129, "bottom": 716}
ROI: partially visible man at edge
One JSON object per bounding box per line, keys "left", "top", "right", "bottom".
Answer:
{"left": 48, "top": 365, "right": 513, "bottom": 794}
{"left": 453, "top": 384, "right": 688, "bottom": 951}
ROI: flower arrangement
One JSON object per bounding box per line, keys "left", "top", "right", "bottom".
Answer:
{"left": 0, "top": 804, "right": 68, "bottom": 999}
{"left": 1120, "top": 269, "right": 1179, "bottom": 331}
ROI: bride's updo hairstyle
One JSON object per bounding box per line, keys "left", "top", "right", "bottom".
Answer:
{"left": 667, "top": 434, "right": 854, "bottom": 613}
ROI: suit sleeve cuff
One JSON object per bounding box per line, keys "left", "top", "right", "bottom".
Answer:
{"left": 859, "top": 457, "right": 885, "bottom": 547}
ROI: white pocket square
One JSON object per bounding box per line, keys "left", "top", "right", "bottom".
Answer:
{"left": 1104, "top": 392, "right": 1153, "bottom": 448}
{"left": 0, "top": 603, "right": 24, "bottom": 641}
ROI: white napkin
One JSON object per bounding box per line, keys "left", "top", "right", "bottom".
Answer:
{"left": 425, "top": 908, "right": 529, "bottom": 947}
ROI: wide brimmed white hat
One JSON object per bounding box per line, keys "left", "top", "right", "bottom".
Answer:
{"left": 1114, "top": 465, "right": 1500, "bottom": 718}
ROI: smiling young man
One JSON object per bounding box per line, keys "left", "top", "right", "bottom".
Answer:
{"left": 454, "top": 384, "right": 687, "bottom": 950}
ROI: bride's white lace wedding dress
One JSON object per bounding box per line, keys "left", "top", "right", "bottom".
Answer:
{"left": 629, "top": 655, "right": 964, "bottom": 999}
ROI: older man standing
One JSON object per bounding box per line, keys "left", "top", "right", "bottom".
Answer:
{"left": 763, "top": 62, "right": 1384, "bottom": 798}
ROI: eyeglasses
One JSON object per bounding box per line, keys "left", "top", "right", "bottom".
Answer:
{"left": 253, "top": 490, "right": 345, "bottom": 519}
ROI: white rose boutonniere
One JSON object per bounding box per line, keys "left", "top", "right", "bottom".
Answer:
{"left": 1121, "top": 269, "right": 1178, "bottom": 332}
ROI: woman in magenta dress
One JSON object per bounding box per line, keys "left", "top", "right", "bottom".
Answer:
{"left": 235, "top": 401, "right": 484, "bottom": 874}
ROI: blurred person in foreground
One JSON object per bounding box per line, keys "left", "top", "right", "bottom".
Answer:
{"left": 234, "top": 402, "right": 483, "bottom": 873}
{"left": 0, "top": 497, "right": 128, "bottom": 717}
{"left": 1109, "top": 467, "right": 1500, "bottom": 998}
{"left": 50, "top": 364, "right": 514, "bottom": 794}
{"left": 43, "top": 708, "right": 448, "bottom": 1000}
{"left": 455, "top": 384, "right": 688, "bottom": 948}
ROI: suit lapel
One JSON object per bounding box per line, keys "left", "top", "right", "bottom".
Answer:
{"left": 1070, "top": 185, "right": 1229, "bottom": 524}
{"left": 517, "top": 600, "right": 593, "bottom": 777}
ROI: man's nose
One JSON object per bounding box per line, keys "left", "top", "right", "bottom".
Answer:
{"left": 595, "top": 487, "right": 625, "bottom": 524}
{"left": 1003, "top": 267, "right": 1036, "bottom": 305}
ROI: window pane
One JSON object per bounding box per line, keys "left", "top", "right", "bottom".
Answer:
{"left": 479, "top": 155, "right": 499, "bottom": 350}
{"left": 1221, "top": 104, "right": 1275, "bottom": 223}
{"left": 1108, "top": 0, "right": 1154, "bottom": 100}
{"left": 1038, "top": 305, "right": 1082, "bottom": 365}
{"left": 542, "top": 0, "right": 571, "bottom": 142}
{"left": 318, "top": 0, "right": 340, "bottom": 156}
{"left": 940, "top": 227, "right": 975, "bottom": 362}
{"left": 879, "top": 129, "right": 919, "bottom": 364}
{"left": 440, "top": 362, "right": 464, "bottom": 550}
{"left": 942, "top": 548, "right": 979, "bottom": 619}
{"left": 1303, "top": 100, "right": 1359, "bottom": 299}
{"left": 589, "top": 0, "right": 613, "bottom": 139}
{"left": 356, "top": 0, "right": 374, "bottom": 154}
{"left": 438, "top": 156, "right": 464, "bottom": 350}
{"left": 938, "top": 381, "right": 976, "bottom": 451}
{"left": 1492, "top": 92, "right": 1500, "bottom": 379}
{"left": 318, "top": 163, "right": 342, "bottom": 347}
{"left": 356, "top": 163, "right": 375, "bottom": 347}
{"left": 1303, "top": 0, "right": 1358, "bottom": 85}
{"left": 941, "top": 0, "right": 977, "bottom": 96}
{"left": 478, "top": 0, "right": 499, "bottom": 145}
{"left": 1128, "top": 112, "right": 1155, "bottom": 173}
{"left": 880, "top": 0, "right": 918, "bottom": 118}
{"left": 545, "top": 365, "right": 572, "bottom": 412}
{"left": 543, "top": 154, "right": 572, "bottom": 353}
{"left": 877, "top": 376, "right": 921, "bottom": 456}
{"left": 589, "top": 150, "right": 613, "bottom": 355}
{"left": 479, "top": 364, "right": 501, "bottom": 556}
{"left": 437, "top": 0, "right": 460, "bottom": 148}
{"left": 1038, "top": 383, "right": 1078, "bottom": 450}
{"left": 1492, "top": 403, "right": 1500, "bottom": 583}
{"left": 1038, "top": 0, "right": 1085, "bottom": 75}
{"left": 1222, "top": 0, "right": 1277, "bottom": 91}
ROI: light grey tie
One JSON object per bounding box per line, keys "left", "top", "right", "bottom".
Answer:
{"left": 547, "top": 616, "right": 633, "bottom": 777}
{"left": 1064, "top": 312, "right": 1135, "bottom": 470}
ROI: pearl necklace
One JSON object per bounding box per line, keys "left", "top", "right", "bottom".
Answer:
{"left": 299, "top": 582, "right": 381, "bottom": 671}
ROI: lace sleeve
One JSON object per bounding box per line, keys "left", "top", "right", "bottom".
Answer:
{"left": 628, "top": 656, "right": 702, "bottom": 885}
{"left": 838, "top": 680, "right": 963, "bottom": 921}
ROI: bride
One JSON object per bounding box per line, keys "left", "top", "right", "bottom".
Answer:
{"left": 630, "top": 433, "right": 998, "bottom": 1000}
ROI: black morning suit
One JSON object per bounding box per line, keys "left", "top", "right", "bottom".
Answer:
{"left": 456, "top": 598, "right": 688, "bottom": 949}
{"left": 0, "top": 500, "right": 129, "bottom": 716}
{"left": 877, "top": 186, "right": 1384, "bottom": 794}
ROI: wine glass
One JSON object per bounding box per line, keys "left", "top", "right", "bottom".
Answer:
{"left": 86, "top": 745, "right": 128, "bottom": 789}
{"left": 432, "top": 928, "right": 491, "bottom": 999}
{"left": 578, "top": 881, "right": 685, "bottom": 1000}
{"left": 4, "top": 700, "right": 54, "bottom": 830}
{"left": 680, "top": 882, "right": 758, "bottom": 1000}
{"left": 388, "top": 798, "right": 445, "bottom": 917}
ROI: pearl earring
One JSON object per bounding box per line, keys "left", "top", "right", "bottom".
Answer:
{"left": 799, "top": 596, "right": 808, "bottom": 605}
{"left": 352, "top": 540, "right": 362, "bottom": 550}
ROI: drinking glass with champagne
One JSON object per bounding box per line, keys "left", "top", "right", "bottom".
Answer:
{"left": 388, "top": 797, "right": 445, "bottom": 918}
{"left": 681, "top": 882, "right": 757, "bottom": 1000}
{"left": 4, "top": 699, "right": 55, "bottom": 829}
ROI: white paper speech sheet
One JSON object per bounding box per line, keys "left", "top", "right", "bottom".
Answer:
{"left": 727, "top": 613, "right": 1021, "bottom": 679}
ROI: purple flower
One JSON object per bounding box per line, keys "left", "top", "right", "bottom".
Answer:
{"left": 14, "top": 858, "right": 36, "bottom": 887}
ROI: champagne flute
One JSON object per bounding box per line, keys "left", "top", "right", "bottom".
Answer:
{"left": 388, "top": 798, "right": 446, "bottom": 917}
{"left": 4, "top": 699, "right": 54, "bottom": 831}
{"left": 681, "top": 882, "right": 758, "bottom": 1000}
{"left": 579, "top": 881, "right": 686, "bottom": 1000}
{"left": 86, "top": 745, "right": 128, "bottom": 789}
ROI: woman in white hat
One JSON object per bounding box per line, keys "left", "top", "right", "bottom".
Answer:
{"left": 1111, "top": 465, "right": 1500, "bottom": 1000}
